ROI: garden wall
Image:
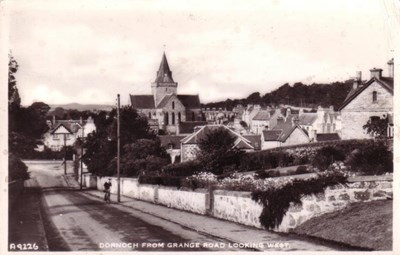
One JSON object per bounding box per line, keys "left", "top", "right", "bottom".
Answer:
{"left": 94, "top": 175, "right": 392, "bottom": 232}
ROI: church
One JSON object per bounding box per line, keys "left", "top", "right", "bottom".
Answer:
{"left": 130, "top": 52, "right": 204, "bottom": 134}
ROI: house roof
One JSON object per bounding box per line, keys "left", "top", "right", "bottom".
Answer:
{"left": 49, "top": 123, "right": 74, "bottom": 135}
{"left": 159, "top": 135, "right": 186, "bottom": 149}
{"left": 262, "top": 130, "right": 282, "bottom": 141}
{"left": 242, "top": 134, "right": 262, "bottom": 150}
{"left": 298, "top": 113, "right": 318, "bottom": 126}
{"left": 339, "top": 76, "right": 394, "bottom": 110}
{"left": 315, "top": 133, "right": 341, "bottom": 142}
{"left": 181, "top": 125, "right": 254, "bottom": 150}
{"left": 263, "top": 116, "right": 308, "bottom": 142}
{"left": 252, "top": 110, "right": 271, "bottom": 121}
{"left": 179, "top": 121, "right": 208, "bottom": 134}
{"left": 130, "top": 95, "right": 155, "bottom": 109}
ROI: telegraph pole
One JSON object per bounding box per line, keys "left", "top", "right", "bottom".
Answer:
{"left": 63, "top": 133, "right": 67, "bottom": 175}
{"left": 80, "top": 126, "right": 84, "bottom": 190}
{"left": 117, "top": 94, "right": 121, "bottom": 202}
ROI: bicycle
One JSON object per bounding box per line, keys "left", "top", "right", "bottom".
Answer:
{"left": 104, "top": 189, "right": 111, "bottom": 204}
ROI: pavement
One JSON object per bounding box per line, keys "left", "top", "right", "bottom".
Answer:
{"left": 82, "top": 189, "right": 349, "bottom": 251}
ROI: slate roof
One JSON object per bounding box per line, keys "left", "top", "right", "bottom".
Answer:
{"left": 252, "top": 110, "right": 271, "bottom": 121}
{"left": 177, "top": 95, "right": 201, "bottom": 108}
{"left": 130, "top": 95, "right": 155, "bottom": 109}
{"left": 159, "top": 135, "right": 187, "bottom": 149}
{"left": 298, "top": 113, "right": 318, "bottom": 126}
{"left": 315, "top": 133, "right": 341, "bottom": 142}
{"left": 262, "top": 116, "right": 308, "bottom": 142}
{"left": 179, "top": 121, "right": 208, "bottom": 134}
{"left": 339, "top": 76, "right": 394, "bottom": 111}
{"left": 49, "top": 120, "right": 88, "bottom": 134}
{"left": 242, "top": 135, "right": 262, "bottom": 150}
{"left": 181, "top": 125, "right": 255, "bottom": 150}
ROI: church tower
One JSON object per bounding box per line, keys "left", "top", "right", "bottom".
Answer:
{"left": 151, "top": 52, "right": 178, "bottom": 107}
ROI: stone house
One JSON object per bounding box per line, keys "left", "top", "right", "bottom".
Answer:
{"left": 261, "top": 116, "right": 310, "bottom": 150}
{"left": 180, "top": 125, "right": 260, "bottom": 162}
{"left": 298, "top": 106, "right": 341, "bottom": 141}
{"left": 339, "top": 59, "right": 394, "bottom": 140}
{"left": 130, "top": 52, "right": 203, "bottom": 134}
{"left": 43, "top": 117, "right": 96, "bottom": 151}
{"left": 250, "top": 108, "right": 283, "bottom": 135}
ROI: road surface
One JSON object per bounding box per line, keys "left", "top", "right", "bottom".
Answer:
{"left": 24, "top": 161, "right": 240, "bottom": 251}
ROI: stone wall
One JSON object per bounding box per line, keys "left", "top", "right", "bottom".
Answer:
{"left": 94, "top": 175, "right": 392, "bottom": 232}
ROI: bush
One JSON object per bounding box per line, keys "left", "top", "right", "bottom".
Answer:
{"left": 345, "top": 141, "right": 392, "bottom": 175}
{"left": 162, "top": 160, "right": 202, "bottom": 177}
{"left": 255, "top": 170, "right": 281, "bottom": 179}
{"left": 312, "top": 146, "right": 345, "bottom": 170}
{"left": 138, "top": 174, "right": 182, "bottom": 188}
{"left": 295, "top": 165, "right": 309, "bottom": 174}
{"left": 9, "top": 154, "right": 30, "bottom": 181}
{"left": 252, "top": 171, "right": 347, "bottom": 230}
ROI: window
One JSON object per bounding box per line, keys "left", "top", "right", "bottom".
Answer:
{"left": 178, "top": 112, "right": 181, "bottom": 123}
{"left": 53, "top": 134, "right": 59, "bottom": 140}
{"left": 372, "top": 91, "right": 377, "bottom": 103}
{"left": 66, "top": 134, "right": 71, "bottom": 140}
{"left": 172, "top": 112, "right": 175, "bottom": 125}
{"left": 149, "top": 112, "right": 151, "bottom": 119}
{"left": 192, "top": 112, "right": 195, "bottom": 121}
{"left": 172, "top": 101, "right": 175, "bottom": 109}
{"left": 165, "top": 113, "right": 169, "bottom": 125}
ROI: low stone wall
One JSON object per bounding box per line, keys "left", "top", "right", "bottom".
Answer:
{"left": 157, "top": 187, "right": 209, "bottom": 215}
{"left": 94, "top": 175, "right": 392, "bottom": 232}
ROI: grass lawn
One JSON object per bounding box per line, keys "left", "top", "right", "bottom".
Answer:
{"left": 293, "top": 200, "right": 392, "bottom": 251}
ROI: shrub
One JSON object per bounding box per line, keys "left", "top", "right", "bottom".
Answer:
{"left": 312, "top": 146, "right": 345, "bottom": 170}
{"left": 251, "top": 171, "right": 347, "bottom": 230}
{"left": 9, "top": 154, "right": 30, "bottom": 181}
{"left": 162, "top": 160, "right": 202, "bottom": 177}
{"left": 295, "top": 165, "right": 309, "bottom": 174}
{"left": 138, "top": 174, "right": 182, "bottom": 188}
{"left": 345, "top": 141, "right": 393, "bottom": 175}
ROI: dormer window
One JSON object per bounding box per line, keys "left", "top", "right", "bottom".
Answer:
{"left": 372, "top": 91, "right": 377, "bottom": 103}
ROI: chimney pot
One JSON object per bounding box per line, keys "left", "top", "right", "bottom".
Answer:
{"left": 387, "top": 58, "right": 394, "bottom": 78}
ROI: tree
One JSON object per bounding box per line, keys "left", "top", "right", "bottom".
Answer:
{"left": 8, "top": 53, "right": 20, "bottom": 108}
{"left": 197, "top": 127, "right": 244, "bottom": 174}
{"left": 113, "top": 139, "right": 169, "bottom": 177}
{"left": 9, "top": 154, "right": 30, "bottom": 181}
{"left": 83, "top": 106, "right": 156, "bottom": 176}
{"left": 363, "top": 116, "right": 390, "bottom": 139}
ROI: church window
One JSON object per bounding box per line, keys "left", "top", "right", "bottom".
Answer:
{"left": 172, "top": 112, "right": 175, "bottom": 125}
{"left": 165, "top": 113, "right": 169, "bottom": 125}
{"left": 372, "top": 91, "right": 377, "bottom": 103}
{"left": 172, "top": 101, "right": 175, "bottom": 109}
{"left": 178, "top": 112, "right": 181, "bottom": 123}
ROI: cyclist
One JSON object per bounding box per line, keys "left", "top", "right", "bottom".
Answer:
{"left": 104, "top": 179, "right": 112, "bottom": 203}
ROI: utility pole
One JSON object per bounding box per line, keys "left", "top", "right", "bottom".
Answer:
{"left": 80, "top": 126, "right": 84, "bottom": 190}
{"left": 63, "top": 133, "right": 67, "bottom": 175}
{"left": 117, "top": 94, "right": 121, "bottom": 202}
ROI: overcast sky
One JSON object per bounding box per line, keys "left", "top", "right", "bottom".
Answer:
{"left": 5, "top": 0, "right": 398, "bottom": 106}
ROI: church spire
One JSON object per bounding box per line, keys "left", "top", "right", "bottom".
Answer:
{"left": 155, "top": 52, "right": 174, "bottom": 83}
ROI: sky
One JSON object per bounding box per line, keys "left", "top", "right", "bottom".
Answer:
{"left": 4, "top": 0, "right": 398, "bottom": 106}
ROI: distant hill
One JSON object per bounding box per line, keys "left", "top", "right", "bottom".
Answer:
{"left": 49, "top": 103, "right": 114, "bottom": 111}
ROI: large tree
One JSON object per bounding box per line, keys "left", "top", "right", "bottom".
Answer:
{"left": 83, "top": 106, "right": 157, "bottom": 176}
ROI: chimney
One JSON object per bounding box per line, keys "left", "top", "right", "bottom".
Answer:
{"left": 286, "top": 108, "right": 291, "bottom": 117}
{"left": 80, "top": 116, "right": 83, "bottom": 124}
{"left": 353, "top": 71, "right": 362, "bottom": 89}
{"left": 292, "top": 116, "right": 299, "bottom": 126}
{"left": 370, "top": 68, "right": 383, "bottom": 79}
{"left": 53, "top": 115, "right": 56, "bottom": 125}
{"left": 387, "top": 58, "right": 394, "bottom": 78}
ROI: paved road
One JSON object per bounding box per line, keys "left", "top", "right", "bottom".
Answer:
{"left": 27, "top": 161, "right": 239, "bottom": 251}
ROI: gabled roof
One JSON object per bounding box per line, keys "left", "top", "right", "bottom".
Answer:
{"left": 298, "top": 113, "right": 318, "bottom": 126}
{"left": 181, "top": 125, "right": 252, "bottom": 149}
{"left": 252, "top": 110, "right": 271, "bottom": 121}
{"left": 130, "top": 95, "right": 155, "bottom": 109}
{"left": 155, "top": 52, "right": 175, "bottom": 83}
{"left": 339, "top": 77, "right": 394, "bottom": 110}
{"left": 157, "top": 94, "right": 175, "bottom": 108}
{"left": 234, "top": 139, "right": 254, "bottom": 150}
{"left": 179, "top": 121, "right": 208, "bottom": 134}
{"left": 159, "top": 135, "right": 187, "bottom": 149}
{"left": 262, "top": 130, "right": 282, "bottom": 141}
{"left": 177, "top": 95, "right": 201, "bottom": 108}
{"left": 242, "top": 134, "right": 262, "bottom": 150}
{"left": 263, "top": 116, "right": 309, "bottom": 142}
{"left": 315, "top": 133, "right": 341, "bottom": 142}
{"left": 49, "top": 123, "right": 74, "bottom": 135}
